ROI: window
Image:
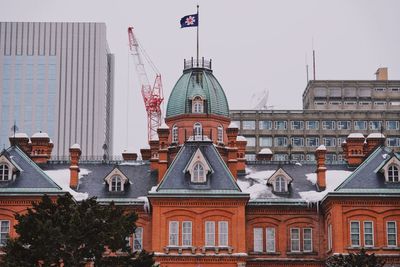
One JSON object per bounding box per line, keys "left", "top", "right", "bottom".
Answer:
{"left": 266, "top": 227, "right": 276, "bottom": 252}
{"left": 194, "top": 122, "right": 202, "bottom": 139}
{"left": 182, "top": 221, "right": 192, "bottom": 246}
{"left": 354, "top": 121, "right": 367, "bottom": 130}
{"left": 217, "top": 125, "right": 223, "bottom": 143}
{"left": 0, "top": 164, "right": 9, "bottom": 181}
{"left": 172, "top": 125, "right": 178, "bottom": 143}
{"left": 274, "top": 154, "right": 288, "bottom": 161}
{"left": 323, "top": 137, "right": 336, "bottom": 147}
{"left": 259, "top": 120, "right": 272, "bottom": 130}
{"left": 242, "top": 121, "right": 256, "bottom": 130}
{"left": 364, "top": 221, "right": 374, "bottom": 247}
{"left": 253, "top": 228, "right": 263, "bottom": 252}
{"left": 192, "top": 97, "right": 203, "bottom": 113}
{"left": 205, "top": 221, "right": 215, "bottom": 246}
{"left": 387, "top": 138, "right": 400, "bottom": 148}
{"left": 111, "top": 176, "right": 122, "bottom": 192}
{"left": 259, "top": 136, "right": 272, "bottom": 147}
{"left": 169, "top": 221, "right": 179, "bottom": 246}
{"left": 133, "top": 227, "right": 143, "bottom": 251}
{"left": 337, "top": 121, "right": 351, "bottom": 130}
{"left": 387, "top": 221, "right": 397, "bottom": 247}
{"left": 388, "top": 165, "right": 399, "bottom": 182}
{"left": 369, "top": 121, "right": 382, "bottom": 130}
{"left": 291, "top": 137, "right": 304, "bottom": 147}
{"left": 322, "top": 121, "right": 335, "bottom": 130}
{"left": 245, "top": 154, "right": 256, "bottom": 161}
{"left": 291, "top": 228, "right": 300, "bottom": 252}
{"left": 328, "top": 224, "right": 333, "bottom": 251}
{"left": 275, "top": 176, "right": 286, "bottom": 192}
{"left": 374, "top": 101, "right": 387, "bottom": 106}
{"left": 0, "top": 220, "right": 9, "bottom": 247}
{"left": 350, "top": 221, "right": 360, "bottom": 247}
{"left": 303, "top": 228, "right": 312, "bottom": 252}
{"left": 306, "top": 121, "right": 319, "bottom": 130}
{"left": 291, "top": 121, "right": 304, "bottom": 130}
{"left": 390, "top": 88, "right": 400, "bottom": 92}
{"left": 274, "top": 137, "right": 288, "bottom": 147}
{"left": 306, "top": 154, "right": 316, "bottom": 161}
{"left": 218, "top": 221, "right": 228, "bottom": 246}
{"left": 292, "top": 154, "right": 305, "bottom": 161}
{"left": 306, "top": 137, "right": 319, "bottom": 147}
{"left": 246, "top": 137, "right": 256, "bottom": 147}
{"left": 274, "top": 121, "right": 287, "bottom": 130}
{"left": 375, "top": 87, "right": 386, "bottom": 92}
{"left": 192, "top": 162, "right": 205, "bottom": 183}
{"left": 387, "top": 121, "right": 399, "bottom": 130}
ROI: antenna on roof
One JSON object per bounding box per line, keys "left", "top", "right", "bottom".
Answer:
{"left": 305, "top": 53, "right": 309, "bottom": 83}
{"left": 312, "top": 38, "right": 316, "bottom": 80}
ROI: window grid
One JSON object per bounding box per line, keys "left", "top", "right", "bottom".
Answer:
{"left": 350, "top": 221, "right": 360, "bottom": 247}
{"left": 363, "top": 221, "right": 374, "bottom": 247}
{"left": 275, "top": 176, "right": 286, "bottom": 192}
{"left": 290, "top": 228, "right": 300, "bottom": 252}
{"left": 218, "top": 221, "right": 228, "bottom": 246}
{"left": 133, "top": 227, "right": 143, "bottom": 251}
{"left": 0, "top": 220, "right": 10, "bottom": 247}
{"left": 217, "top": 126, "right": 223, "bottom": 143}
{"left": 172, "top": 125, "right": 178, "bottom": 143}
{"left": 291, "top": 121, "right": 304, "bottom": 130}
{"left": 328, "top": 224, "right": 332, "bottom": 251}
{"left": 266, "top": 227, "right": 276, "bottom": 252}
{"left": 205, "top": 221, "right": 215, "bottom": 246}
{"left": 169, "top": 221, "right": 179, "bottom": 246}
{"left": 182, "top": 221, "right": 192, "bottom": 246}
{"left": 193, "top": 163, "right": 205, "bottom": 183}
{"left": 303, "top": 228, "right": 312, "bottom": 252}
{"left": 387, "top": 221, "right": 397, "bottom": 247}
{"left": 274, "top": 121, "right": 287, "bottom": 130}
{"left": 388, "top": 165, "right": 399, "bottom": 182}
{"left": 111, "top": 176, "right": 122, "bottom": 191}
{"left": 194, "top": 123, "right": 202, "bottom": 139}
{"left": 0, "top": 164, "right": 9, "bottom": 181}
{"left": 253, "top": 228, "right": 263, "bottom": 252}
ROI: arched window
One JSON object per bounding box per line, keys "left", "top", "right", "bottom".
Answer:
{"left": 0, "top": 164, "right": 9, "bottom": 181}
{"left": 194, "top": 122, "right": 202, "bottom": 140}
{"left": 192, "top": 96, "right": 204, "bottom": 113}
{"left": 388, "top": 165, "right": 399, "bottom": 182}
{"left": 172, "top": 125, "right": 179, "bottom": 143}
{"left": 192, "top": 162, "right": 205, "bottom": 183}
{"left": 111, "top": 176, "right": 122, "bottom": 191}
{"left": 275, "top": 176, "right": 286, "bottom": 192}
{"left": 217, "top": 125, "right": 224, "bottom": 143}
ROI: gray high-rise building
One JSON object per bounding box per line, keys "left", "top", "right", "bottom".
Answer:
{"left": 0, "top": 22, "right": 114, "bottom": 157}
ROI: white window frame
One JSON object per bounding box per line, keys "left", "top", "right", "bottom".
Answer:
{"left": 291, "top": 121, "right": 304, "bottom": 130}
{"left": 290, "top": 228, "right": 300, "bottom": 252}
{"left": 169, "top": 221, "right": 179, "bottom": 246}
{"left": 218, "top": 221, "right": 228, "bottom": 247}
{"left": 337, "top": 121, "right": 350, "bottom": 130}
{"left": 259, "top": 120, "right": 272, "bottom": 130}
{"left": 291, "top": 137, "right": 304, "bottom": 147}
{"left": 259, "top": 136, "right": 272, "bottom": 147}
{"left": 192, "top": 162, "right": 206, "bottom": 183}
{"left": 386, "top": 121, "right": 399, "bottom": 130}
{"left": 303, "top": 228, "right": 313, "bottom": 252}
{"left": 328, "top": 224, "right": 333, "bottom": 251}
{"left": 0, "top": 220, "right": 10, "bottom": 247}
{"left": 217, "top": 125, "right": 224, "bottom": 143}
{"left": 133, "top": 227, "right": 143, "bottom": 251}
{"left": 306, "top": 137, "right": 319, "bottom": 147}
{"left": 182, "top": 221, "right": 192, "bottom": 246}
{"left": 274, "top": 120, "right": 287, "bottom": 130}
{"left": 369, "top": 121, "right": 382, "bottom": 130}
{"left": 194, "top": 122, "right": 202, "bottom": 139}
{"left": 253, "top": 228, "right": 263, "bottom": 252}
{"left": 350, "top": 221, "right": 360, "bottom": 247}
{"left": 266, "top": 227, "right": 276, "bottom": 252}
{"left": 192, "top": 97, "right": 204, "bottom": 113}
{"left": 242, "top": 120, "right": 256, "bottom": 130}
{"left": 306, "top": 121, "right": 319, "bottom": 130}
{"left": 0, "top": 164, "right": 9, "bottom": 181}
{"left": 387, "top": 221, "right": 397, "bottom": 247}
{"left": 274, "top": 176, "right": 287, "bottom": 192}
{"left": 205, "top": 221, "right": 215, "bottom": 246}
{"left": 323, "top": 137, "right": 336, "bottom": 147}
{"left": 388, "top": 165, "right": 399, "bottom": 182}
{"left": 111, "top": 175, "right": 122, "bottom": 192}
{"left": 354, "top": 121, "right": 367, "bottom": 130}
{"left": 322, "top": 121, "right": 335, "bottom": 130}
{"left": 274, "top": 136, "right": 288, "bottom": 147}
{"left": 363, "top": 221, "right": 374, "bottom": 247}
{"left": 172, "top": 125, "right": 178, "bottom": 143}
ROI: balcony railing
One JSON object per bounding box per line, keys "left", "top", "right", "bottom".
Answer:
{"left": 184, "top": 57, "right": 212, "bottom": 70}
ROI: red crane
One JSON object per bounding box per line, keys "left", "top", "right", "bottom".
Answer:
{"left": 128, "top": 26, "right": 164, "bottom": 141}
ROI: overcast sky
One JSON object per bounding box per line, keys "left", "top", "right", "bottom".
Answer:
{"left": 1, "top": 0, "right": 400, "bottom": 155}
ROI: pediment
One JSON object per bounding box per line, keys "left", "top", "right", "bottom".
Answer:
{"left": 104, "top": 167, "right": 129, "bottom": 185}
{"left": 267, "top": 167, "right": 293, "bottom": 186}
{"left": 183, "top": 148, "right": 213, "bottom": 176}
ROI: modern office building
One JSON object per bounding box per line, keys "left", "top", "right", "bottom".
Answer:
{"left": 230, "top": 69, "right": 400, "bottom": 161}
{"left": 0, "top": 22, "right": 114, "bottom": 157}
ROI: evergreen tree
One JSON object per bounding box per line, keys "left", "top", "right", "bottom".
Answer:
{"left": 2, "top": 194, "right": 155, "bottom": 267}
{"left": 326, "top": 248, "right": 385, "bottom": 267}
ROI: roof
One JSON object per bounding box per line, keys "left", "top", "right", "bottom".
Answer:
{"left": 0, "top": 146, "right": 64, "bottom": 195}
{"left": 166, "top": 68, "right": 229, "bottom": 118}
{"left": 152, "top": 140, "right": 246, "bottom": 197}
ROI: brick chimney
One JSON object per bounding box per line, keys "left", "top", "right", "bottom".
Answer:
{"left": 140, "top": 148, "right": 151, "bottom": 160}
{"left": 30, "top": 132, "right": 53, "bottom": 164}
{"left": 9, "top": 133, "right": 31, "bottom": 155}
{"left": 256, "top": 148, "right": 273, "bottom": 161}
{"left": 122, "top": 151, "right": 138, "bottom": 161}
{"left": 69, "top": 144, "right": 81, "bottom": 189}
{"left": 375, "top": 67, "right": 388, "bottom": 80}
{"left": 366, "top": 133, "right": 385, "bottom": 154}
{"left": 342, "top": 133, "right": 365, "bottom": 167}
{"left": 149, "top": 139, "right": 159, "bottom": 171}
{"left": 315, "top": 145, "right": 327, "bottom": 191}
{"left": 236, "top": 136, "right": 247, "bottom": 175}
{"left": 157, "top": 124, "right": 170, "bottom": 182}
{"left": 226, "top": 122, "right": 239, "bottom": 179}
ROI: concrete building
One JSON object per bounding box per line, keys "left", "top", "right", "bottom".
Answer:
{"left": 230, "top": 68, "right": 400, "bottom": 161}
{"left": 0, "top": 22, "right": 114, "bottom": 157}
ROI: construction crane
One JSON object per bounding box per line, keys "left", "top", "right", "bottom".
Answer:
{"left": 128, "top": 26, "right": 164, "bottom": 142}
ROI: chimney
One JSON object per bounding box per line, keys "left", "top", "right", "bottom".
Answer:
{"left": 256, "top": 148, "right": 273, "bottom": 161}
{"left": 122, "top": 151, "right": 138, "bottom": 161}
{"left": 236, "top": 136, "right": 247, "bottom": 174}
{"left": 366, "top": 133, "right": 385, "bottom": 154}
{"left": 375, "top": 67, "right": 388, "bottom": 81}
{"left": 157, "top": 124, "right": 170, "bottom": 182}
{"left": 226, "top": 122, "right": 239, "bottom": 179}
{"left": 149, "top": 139, "right": 159, "bottom": 171}
{"left": 140, "top": 148, "right": 151, "bottom": 160}
{"left": 30, "top": 132, "right": 53, "bottom": 164}
{"left": 343, "top": 133, "right": 365, "bottom": 167}
{"left": 69, "top": 144, "right": 81, "bottom": 189}
{"left": 315, "top": 145, "right": 327, "bottom": 191}
{"left": 9, "top": 133, "right": 31, "bottom": 155}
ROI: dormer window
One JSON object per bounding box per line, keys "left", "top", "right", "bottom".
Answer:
{"left": 104, "top": 167, "right": 129, "bottom": 192}
{"left": 275, "top": 176, "right": 286, "bottom": 192}
{"left": 111, "top": 176, "right": 122, "bottom": 191}
{"left": 217, "top": 125, "right": 224, "bottom": 143}
{"left": 267, "top": 168, "right": 293, "bottom": 194}
{"left": 194, "top": 122, "right": 202, "bottom": 140}
{"left": 172, "top": 125, "right": 178, "bottom": 143}
{"left": 0, "top": 164, "right": 9, "bottom": 181}
{"left": 192, "top": 162, "right": 205, "bottom": 183}
{"left": 192, "top": 96, "right": 204, "bottom": 113}
{"left": 388, "top": 165, "right": 399, "bottom": 182}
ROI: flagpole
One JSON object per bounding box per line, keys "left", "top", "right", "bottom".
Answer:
{"left": 197, "top": 5, "right": 199, "bottom": 66}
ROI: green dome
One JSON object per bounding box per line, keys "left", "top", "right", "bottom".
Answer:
{"left": 166, "top": 67, "right": 230, "bottom": 118}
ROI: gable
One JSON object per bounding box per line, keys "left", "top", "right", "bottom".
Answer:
{"left": 267, "top": 167, "right": 293, "bottom": 186}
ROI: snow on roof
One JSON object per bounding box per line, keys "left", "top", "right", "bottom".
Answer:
{"left": 237, "top": 168, "right": 277, "bottom": 199}
{"left": 70, "top": 143, "right": 81, "bottom": 150}
{"left": 348, "top": 133, "right": 364, "bottom": 139}
{"left": 44, "top": 168, "right": 90, "bottom": 201}
{"left": 259, "top": 148, "right": 273, "bottom": 154}
{"left": 10, "top": 132, "right": 29, "bottom": 138}
{"left": 159, "top": 122, "right": 169, "bottom": 129}
{"left": 119, "top": 161, "right": 145, "bottom": 166}
{"left": 299, "top": 170, "right": 352, "bottom": 203}
{"left": 228, "top": 122, "right": 239, "bottom": 128}
{"left": 32, "top": 132, "right": 49, "bottom": 138}
{"left": 237, "top": 136, "right": 247, "bottom": 142}
{"left": 316, "top": 145, "right": 326, "bottom": 151}
{"left": 367, "top": 133, "right": 385, "bottom": 139}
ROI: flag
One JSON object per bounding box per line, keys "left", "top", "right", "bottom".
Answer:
{"left": 180, "top": 14, "right": 198, "bottom": 28}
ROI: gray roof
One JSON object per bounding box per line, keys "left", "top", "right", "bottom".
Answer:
{"left": 152, "top": 141, "right": 246, "bottom": 197}
{"left": 0, "top": 146, "right": 64, "bottom": 195}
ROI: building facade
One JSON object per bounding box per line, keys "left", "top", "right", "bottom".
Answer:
{"left": 0, "top": 22, "right": 114, "bottom": 157}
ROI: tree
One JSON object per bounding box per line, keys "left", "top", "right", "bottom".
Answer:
{"left": 2, "top": 194, "right": 155, "bottom": 267}
{"left": 326, "top": 248, "right": 385, "bottom": 267}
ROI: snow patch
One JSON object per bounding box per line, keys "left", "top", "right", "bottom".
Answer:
{"left": 228, "top": 122, "right": 239, "bottom": 128}
{"left": 348, "top": 133, "right": 364, "bottom": 138}
{"left": 119, "top": 161, "right": 145, "bottom": 166}
{"left": 137, "top": 196, "right": 150, "bottom": 213}
{"left": 316, "top": 145, "right": 326, "bottom": 151}
{"left": 237, "top": 136, "right": 247, "bottom": 142}
{"left": 44, "top": 168, "right": 90, "bottom": 201}
{"left": 367, "top": 133, "right": 385, "bottom": 139}
{"left": 259, "top": 148, "right": 272, "bottom": 154}
{"left": 382, "top": 154, "right": 388, "bottom": 159}
{"left": 70, "top": 143, "right": 81, "bottom": 149}
{"left": 32, "top": 132, "right": 49, "bottom": 138}
{"left": 306, "top": 173, "right": 317, "bottom": 185}
{"left": 150, "top": 186, "right": 158, "bottom": 192}
{"left": 10, "top": 132, "right": 28, "bottom": 138}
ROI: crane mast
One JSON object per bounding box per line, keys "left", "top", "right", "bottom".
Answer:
{"left": 128, "top": 27, "right": 164, "bottom": 141}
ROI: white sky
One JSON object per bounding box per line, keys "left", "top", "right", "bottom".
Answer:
{"left": 1, "top": 0, "right": 400, "bottom": 156}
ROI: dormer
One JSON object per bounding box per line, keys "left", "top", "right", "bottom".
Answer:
{"left": 104, "top": 167, "right": 129, "bottom": 192}
{"left": 192, "top": 96, "right": 204, "bottom": 113}
{"left": 184, "top": 148, "right": 213, "bottom": 183}
{"left": 267, "top": 167, "right": 293, "bottom": 194}
{"left": 377, "top": 153, "right": 400, "bottom": 183}
{"left": 0, "top": 151, "right": 22, "bottom": 182}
